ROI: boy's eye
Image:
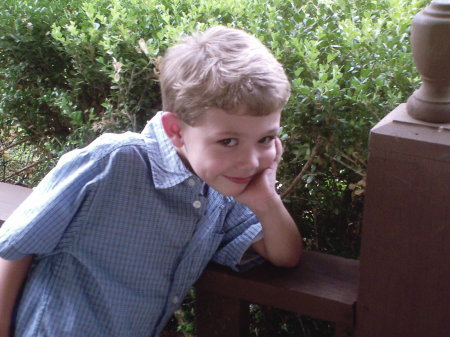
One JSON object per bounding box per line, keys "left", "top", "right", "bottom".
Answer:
{"left": 259, "top": 136, "right": 275, "bottom": 144}
{"left": 218, "top": 138, "right": 238, "bottom": 147}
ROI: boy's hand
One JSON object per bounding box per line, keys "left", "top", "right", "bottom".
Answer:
{"left": 237, "top": 138, "right": 302, "bottom": 267}
{"left": 234, "top": 137, "right": 283, "bottom": 211}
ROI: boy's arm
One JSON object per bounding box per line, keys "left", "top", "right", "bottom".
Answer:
{"left": 0, "top": 256, "right": 33, "bottom": 337}
{"left": 249, "top": 195, "right": 302, "bottom": 267}
{"left": 235, "top": 138, "right": 302, "bottom": 267}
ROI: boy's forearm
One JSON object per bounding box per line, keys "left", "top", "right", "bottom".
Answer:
{"left": 251, "top": 195, "right": 302, "bottom": 267}
{"left": 0, "top": 256, "right": 33, "bottom": 335}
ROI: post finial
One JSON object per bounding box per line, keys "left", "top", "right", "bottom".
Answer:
{"left": 406, "top": 0, "right": 450, "bottom": 123}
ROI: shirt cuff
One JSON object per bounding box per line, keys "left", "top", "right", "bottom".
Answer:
{"left": 239, "top": 231, "right": 264, "bottom": 265}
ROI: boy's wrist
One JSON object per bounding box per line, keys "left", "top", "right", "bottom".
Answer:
{"left": 246, "top": 193, "right": 283, "bottom": 215}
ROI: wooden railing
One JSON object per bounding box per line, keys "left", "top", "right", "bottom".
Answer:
{"left": 1, "top": 2, "right": 448, "bottom": 336}
{"left": 196, "top": 252, "right": 358, "bottom": 337}
{"left": 0, "top": 182, "right": 33, "bottom": 226}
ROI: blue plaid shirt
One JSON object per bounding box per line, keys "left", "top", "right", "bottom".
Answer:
{"left": 0, "top": 112, "right": 263, "bottom": 337}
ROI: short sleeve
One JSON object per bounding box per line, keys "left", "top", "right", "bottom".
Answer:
{"left": 0, "top": 147, "right": 102, "bottom": 260}
{"left": 212, "top": 200, "right": 265, "bottom": 271}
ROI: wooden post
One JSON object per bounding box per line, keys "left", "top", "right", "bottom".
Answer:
{"left": 406, "top": 0, "right": 450, "bottom": 122}
{"left": 355, "top": 2, "right": 450, "bottom": 336}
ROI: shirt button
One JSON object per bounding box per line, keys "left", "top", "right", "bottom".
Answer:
{"left": 193, "top": 200, "right": 202, "bottom": 209}
{"left": 173, "top": 296, "right": 179, "bottom": 304}
{"left": 187, "top": 178, "right": 196, "bottom": 187}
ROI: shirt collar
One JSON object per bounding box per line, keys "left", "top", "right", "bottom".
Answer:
{"left": 141, "top": 111, "right": 194, "bottom": 189}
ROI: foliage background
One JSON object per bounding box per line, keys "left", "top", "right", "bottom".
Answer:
{"left": 0, "top": 0, "right": 427, "bottom": 335}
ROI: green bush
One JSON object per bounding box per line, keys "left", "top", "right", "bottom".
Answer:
{"left": 0, "top": 0, "right": 428, "bottom": 334}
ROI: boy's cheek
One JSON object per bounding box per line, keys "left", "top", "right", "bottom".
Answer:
{"left": 261, "top": 147, "right": 277, "bottom": 168}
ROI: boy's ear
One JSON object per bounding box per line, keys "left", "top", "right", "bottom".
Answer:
{"left": 161, "top": 111, "right": 184, "bottom": 148}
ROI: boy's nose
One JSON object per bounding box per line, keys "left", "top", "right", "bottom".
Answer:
{"left": 236, "top": 148, "right": 259, "bottom": 171}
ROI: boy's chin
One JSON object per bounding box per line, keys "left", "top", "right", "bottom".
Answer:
{"left": 207, "top": 177, "right": 250, "bottom": 197}
{"left": 214, "top": 185, "right": 247, "bottom": 198}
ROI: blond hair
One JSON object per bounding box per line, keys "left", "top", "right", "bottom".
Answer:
{"left": 158, "top": 26, "right": 290, "bottom": 125}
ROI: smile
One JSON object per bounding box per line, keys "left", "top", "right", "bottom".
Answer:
{"left": 224, "top": 175, "right": 254, "bottom": 184}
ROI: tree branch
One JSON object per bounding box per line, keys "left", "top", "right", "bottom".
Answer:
{"left": 281, "top": 138, "right": 324, "bottom": 200}
{"left": 0, "top": 137, "right": 35, "bottom": 153}
{"left": 4, "top": 158, "right": 46, "bottom": 181}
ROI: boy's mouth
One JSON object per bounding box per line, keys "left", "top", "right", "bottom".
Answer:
{"left": 223, "top": 175, "right": 254, "bottom": 184}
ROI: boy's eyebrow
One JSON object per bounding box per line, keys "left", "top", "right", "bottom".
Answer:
{"left": 266, "top": 127, "right": 281, "bottom": 135}
{"left": 213, "top": 127, "right": 281, "bottom": 137}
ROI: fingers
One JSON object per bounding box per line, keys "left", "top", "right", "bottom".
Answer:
{"left": 275, "top": 137, "right": 283, "bottom": 164}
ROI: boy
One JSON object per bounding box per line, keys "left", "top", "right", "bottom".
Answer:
{"left": 0, "top": 26, "right": 301, "bottom": 337}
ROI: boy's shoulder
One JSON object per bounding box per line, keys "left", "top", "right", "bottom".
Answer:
{"left": 56, "top": 132, "right": 158, "bottom": 174}
{"left": 79, "top": 131, "right": 153, "bottom": 160}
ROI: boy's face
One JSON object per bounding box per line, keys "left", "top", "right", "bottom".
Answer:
{"left": 163, "top": 107, "right": 281, "bottom": 197}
